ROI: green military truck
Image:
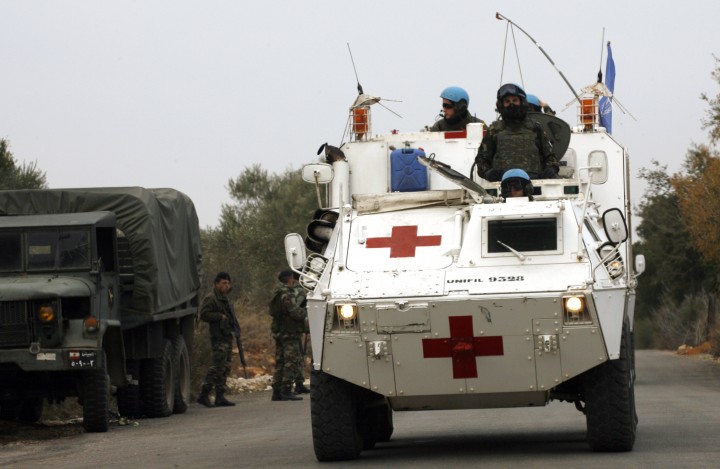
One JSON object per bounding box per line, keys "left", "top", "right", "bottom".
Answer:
{"left": 0, "top": 187, "right": 202, "bottom": 432}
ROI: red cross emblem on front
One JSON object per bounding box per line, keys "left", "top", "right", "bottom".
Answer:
{"left": 365, "top": 225, "right": 441, "bottom": 258}
{"left": 422, "top": 316, "right": 504, "bottom": 379}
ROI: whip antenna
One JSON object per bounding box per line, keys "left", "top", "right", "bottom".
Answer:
{"left": 496, "top": 12, "right": 580, "bottom": 102}
{"left": 347, "top": 43, "right": 363, "bottom": 95}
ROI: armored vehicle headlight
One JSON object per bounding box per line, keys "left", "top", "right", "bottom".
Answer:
{"left": 38, "top": 305, "right": 56, "bottom": 323}
{"left": 337, "top": 303, "right": 358, "bottom": 320}
{"left": 564, "top": 296, "right": 584, "bottom": 314}
{"left": 598, "top": 244, "right": 624, "bottom": 279}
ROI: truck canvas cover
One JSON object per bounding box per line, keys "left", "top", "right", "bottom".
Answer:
{"left": 0, "top": 187, "right": 202, "bottom": 319}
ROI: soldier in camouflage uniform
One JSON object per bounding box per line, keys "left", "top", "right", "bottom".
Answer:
{"left": 429, "top": 86, "right": 487, "bottom": 132}
{"left": 291, "top": 282, "right": 311, "bottom": 395}
{"left": 476, "top": 83, "right": 559, "bottom": 182}
{"left": 270, "top": 270, "right": 307, "bottom": 401}
{"left": 197, "top": 272, "right": 237, "bottom": 408}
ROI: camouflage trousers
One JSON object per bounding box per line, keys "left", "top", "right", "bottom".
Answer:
{"left": 272, "top": 335, "right": 304, "bottom": 392}
{"left": 203, "top": 338, "right": 233, "bottom": 392}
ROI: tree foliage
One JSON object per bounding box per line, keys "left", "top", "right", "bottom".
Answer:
{"left": 634, "top": 161, "right": 711, "bottom": 316}
{"left": 0, "top": 138, "right": 47, "bottom": 190}
{"left": 202, "top": 165, "right": 318, "bottom": 306}
{"left": 701, "top": 56, "right": 720, "bottom": 146}
{"left": 634, "top": 58, "right": 720, "bottom": 351}
{"left": 671, "top": 145, "right": 720, "bottom": 264}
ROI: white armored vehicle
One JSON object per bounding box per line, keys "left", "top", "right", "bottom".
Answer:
{"left": 286, "top": 84, "right": 645, "bottom": 461}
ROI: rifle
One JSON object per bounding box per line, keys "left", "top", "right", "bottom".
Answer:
{"left": 227, "top": 303, "right": 248, "bottom": 378}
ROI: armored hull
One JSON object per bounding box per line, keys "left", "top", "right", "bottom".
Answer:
{"left": 289, "top": 107, "right": 641, "bottom": 460}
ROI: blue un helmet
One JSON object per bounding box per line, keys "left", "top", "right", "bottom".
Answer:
{"left": 440, "top": 86, "right": 470, "bottom": 106}
{"left": 501, "top": 168, "right": 533, "bottom": 199}
{"left": 526, "top": 93, "right": 542, "bottom": 112}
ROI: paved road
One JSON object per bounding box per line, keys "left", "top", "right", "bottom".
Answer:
{"left": 2, "top": 350, "right": 720, "bottom": 468}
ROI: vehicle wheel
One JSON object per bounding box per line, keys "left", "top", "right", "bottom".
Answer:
{"left": 83, "top": 369, "right": 110, "bottom": 432}
{"left": 310, "top": 370, "right": 363, "bottom": 461}
{"left": 358, "top": 394, "right": 393, "bottom": 450}
{"left": 141, "top": 339, "right": 175, "bottom": 418}
{"left": 0, "top": 400, "right": 21, "bottom": 420}
{"left": 117, "top": 359, "right": 142, "bottom": 418}
{"left": 583, "top": 316, "right": 637, "bottom": 451}
{"left": 18, "top": 398, "right": 44, "bottom": 423}
{"left": 172, "top": 335, "right": 191, "bottom": 414}
{"left": 367, "top": 398, "right": 393, "bottom": 443}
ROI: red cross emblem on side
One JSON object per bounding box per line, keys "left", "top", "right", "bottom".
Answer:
{"left": 365, "top": 225, "right": 441, "bottom": 258}
{"left": 422, "top": 316, "right": 504, "bottom": 379}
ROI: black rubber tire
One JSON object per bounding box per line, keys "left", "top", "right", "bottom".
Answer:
{"left": 117, "top": 359, "right": 142, "bottom": 418}
{"left": 172, "top": 335, "right": 191, "bottom": 414}
{"left": 141, "top": 339, "right": 175, "bottom": 418}
{"left": 0, "top": 401, "right": 21, "bottom": 420}
{"left": 18, "top": 398, "right": 44, "bottom": 423}
{"left": 310, "top": 370, "right": 363, "bottom": 461}
{"left": 368, "top": 398, "right": 393, "bottom": 443}
{"left": 583, "top": 317, "right": 638, "bottom": 451}
{"left": 358, "top": 395, "right": 393, "bottom": 450}
{"left": 83, "top": 369, "right": 110, "bottom": 433}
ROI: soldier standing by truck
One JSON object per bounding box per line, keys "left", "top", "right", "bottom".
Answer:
{"left": 197, "top": 272, "right": 237, "bottom": 408}
{"left": 270, "top": 271, "right": 306, "bottom": 401}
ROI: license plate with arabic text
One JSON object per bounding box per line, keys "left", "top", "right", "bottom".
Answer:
{"left": 68, "top": 350, "right": 98, "bottom": 368}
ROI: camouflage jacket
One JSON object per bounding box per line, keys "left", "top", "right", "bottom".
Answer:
{"left": 200, "top": 289, "right": 234, "bottom": 341}
{"left": 271, "top": 282, "right": 307, "bottom": 339}
{"left": 476, "top": 117, "right": 558, "bottom": 177}
{"left": 429, "top": 112, "right": 486, "bottom": 132}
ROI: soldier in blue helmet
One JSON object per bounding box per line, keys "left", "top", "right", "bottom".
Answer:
{"left": 429, "top": 86, "right": 486, "bottom": 132}
{"left": 500, "top": 168, "right": 534, "bottom": 200}
{"left": 476, "top": 83, "right": 559, "bottom": 181}
{"left": 526, "top": 93, "right": 556, "bottom": 115}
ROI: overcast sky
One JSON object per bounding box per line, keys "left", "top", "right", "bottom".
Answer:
{"left": 1, "top": 0, "right": 719, "bottom": 228}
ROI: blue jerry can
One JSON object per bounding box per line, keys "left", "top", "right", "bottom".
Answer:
{"left": 390, "top": 148, "right": 427, "bottom": 192}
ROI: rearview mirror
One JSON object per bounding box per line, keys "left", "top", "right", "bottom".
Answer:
{"left": 602, "top": 208, "right": 628, "bottom": 244}
{"left": 302, "top": 163, "right": 334, "bottom": 184}
{"left": 284, "top": 233, "right": 306, "bottom": 269}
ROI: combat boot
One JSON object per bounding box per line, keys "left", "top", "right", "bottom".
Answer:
{"left": 214, "top": 389, "right": 236, "bottom": 407}
{"left": 196, "top": 384, "right": 214, "bottom": 408}
{"left": 280, "top": 390, "right": 303, "bottom": 401}
{"left": 271, "top": 390, "right": 282, "bottom": 401}
{"left": 294, "top": 383, "right": 311, "bottom": 394}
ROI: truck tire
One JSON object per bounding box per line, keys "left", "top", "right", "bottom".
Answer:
{"left": 117, "top": 359, "right": 142, "bottom": 418}
{"left": 83, "top": 369, "right": 110, "bottom": 432}
{"left": 0, "top": 400, "right": 21, "bottom": 420}
{"left": 368, "top": 398, "right": 393, "bottom": 443}
{"left": 583, "top": 317, "right": 637, "bottom": 451}
{"left": 310, "top": 370, "right": 363, "bottom": 461}
{"left": 172, "top": 335, "right": 191, "bottom": 414}
{"left": 18, "top": 398, "right": 44, "bottom": 423}
{"left": 141, "top": 338, "right": 175, "bottom": 418}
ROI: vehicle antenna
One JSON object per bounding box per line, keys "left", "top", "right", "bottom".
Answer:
{"left": 347, "top": 43, "right": 363, "bottom": 95}
{"left": 597, "top": 27, "right": 606, "bottom": 84}
{"left": 496, "top": 12, "right": 581, "bottom": 102}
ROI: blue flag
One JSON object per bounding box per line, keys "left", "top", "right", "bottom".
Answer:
{"left": 599, "top": 43, "right": 615, "bottom": 133}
